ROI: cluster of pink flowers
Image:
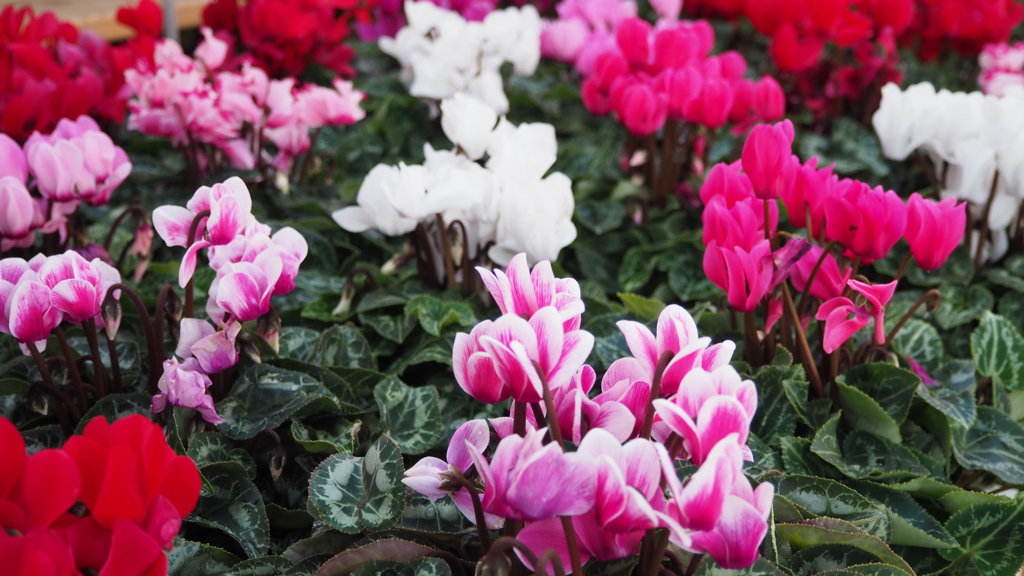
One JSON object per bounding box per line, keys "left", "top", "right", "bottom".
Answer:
{"left": 701, "top": 120, "right": 967, "bottom": 353}
{"left": 540, "top": 0, "right": 637, "bottom": 75}
{"left": 0, "top": 250, "right": 120, "bottom": 354}
{"left": 978, "top": 41, "right": 1024, "bottom": 96}
{"left": 0, "top": 116, "right": 130, "bottom": 252}
{"left": 404, "top": 254, "right": 772, "bottom": 570}
{"left": 152, "top": 177, "right": 308, "bottom": 423}
{"left": 0, "top": 415, "right": 200, "bottom": 576}
{"left": 125, "top": 30, "right": 366, "bottom": 175}
{"left": 578, "top": 17, "right": 784, "bottom": 136}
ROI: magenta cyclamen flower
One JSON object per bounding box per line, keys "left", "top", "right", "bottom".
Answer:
{"left": 789, "top": 244, "right": 852, "bottom": 302}
{"left": 453, "top": 306, "right": 594, "bottom": 404}
{"left": 652, "top": 365, "right": 756, "bottom": 465}
{"left": 703, "top": 239, "right": 774, "bottom": 313}
{"left": 657, "top": 435, "right": 774, "bottom": 569}
{"left": 816, "top": 279, "right": 898, "bottom": 353}
{"left": 824, "top": 180, "right": 907, "bottom": 263}
{"left": 477, "top": 253, "right": 584, "bottom": 331}
{"left": 467, "top": 427, "right": 597, "bottom": 521}
{"left": 741, "top": 120, "right": 796, "bottom": 201}
{"left": 0, "top": 259, "right": 61, "bottom": 353}
{"left": 532, "top": 365, "right": 636, "bottom": 444}
{"left": 905, "top": 193, "right": 967, "bottom": 271}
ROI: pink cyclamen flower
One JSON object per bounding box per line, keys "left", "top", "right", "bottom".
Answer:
{"left": 0, "top": 133, "right": 27, "bottom": 182}
{"left": 403, "top": 419, "right": 504, "bottom": 529}
{"left": 176, "top": 318, "right": 241, "bottom": 374}
{"left": 703, "top": 239, "right": 774, "bottom": 313}
{"left": 208, "top": 227, "right": 309, "bottom": 296}
{"left": 780, "top": 157, "right": 832, "bottom": 233}
{"left": 702, "top": 195, "right": 777, "bottom": 252}
{"left": 467, "top": 426, "right": 597, "bottom": 521}
{"left": 601, "top": 304, "right": 734, "bottom": 412}
{"left": 536, "top": 365, "right": 636, "bottom": 444}
{"left": 540, "top": 19, "right": 589, "bottom": 63}
{"left": 517, "top": 429, "right": 663, "bottom": 567}
{"left": 824, "top": 180, "right": 907, "bottom": 263}
{"left": 741, "top": 120, "right": 796, "bottom": 201}
{"left": 652, "top": 366, "right": 756, "bottom": 465}
{"left": 684, "top": 77, "right": 735, "bottom": 129}
{"left": 618, "top": 83, "right": 668, "bottom": 136}
{"left": 907, "top": 357, "right": 937, "bottom": 386}
{"left": 658, "top": 435, "right": 774, "bottom": 569}
{"left": 0, "top": 273, "right": 62, "bottom": 353}
{"left": 753, "top": 76, "right": 785, "bottom": 122}
{"left": 816, "top": 279, "right": 898, "bottom": 353}
{"left": 208, "top": 253, "right": 283, "bottom": 323}
{"left": 789, "top": 244, "right": 852, "bottom": 302}
{"left": 152, "top": 358, "right": 225, "bottom": 425}
{"left": 294, "top": 79, "right": 367, "bottom": 128}
{"left": 477, "top": 253, "right": 584, "bottom": 332}
{"left": 37, "top": 251, "right": 121, "bottom": 327}
{"left": 0, "top": 177, "right": 36, "bottom": 242}
{"left": 905, "top": 193, "right": 967, "bottom": 271}
{"left": 660, "top": 66, "right": 704, "bottom": 121}
{"left": 699, "top": 161, "right": 754, "bottom": 206}
{"left": 454, "top": 307, "right": 594, "bottom": 404}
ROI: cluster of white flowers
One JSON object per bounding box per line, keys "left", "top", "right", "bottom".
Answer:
{"left": 332, "top": 92, "right": 575, "bottom": 267}
{"left": 873, "top": 82, "right": 1024, "bottom": 260}
{"left": 379, "top": 1, "right": 541, "bottom": 114}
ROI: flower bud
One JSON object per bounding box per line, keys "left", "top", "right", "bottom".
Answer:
{"left": 102, "top": 291, "right": 122, "bottom": 340}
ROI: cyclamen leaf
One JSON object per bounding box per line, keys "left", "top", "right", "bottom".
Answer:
{"left": 838, "top": 363, "right": 920, "bottom": 426}
{"left": 314, "top": 538, "right": 439, "bottom": 576}
{"left": 847, "top": 480, "right": 957, "bottom": 549}
{"left": 770, "top": 475, "right": 889, "bottom": 541}
{"left": 971, "top": 312, "right": 1024, "bottom": 391}
{"left": 403, "top": 294, "right": 475, "bottom": 337}
{"left": 308, "top": 435, "right": 405, "bottom": 534}
{"left": 617, "top": 292, "right": 666, "bottom": 322}
{"left": 775, "top": 518, "right": 914, "bottom": 574}
{"left": 373, "top": 377, "right": 443, "bottom": 455}
{"left": 693, "top": 556, "right": 787, "bottom": 575}
{"left": 835, "top": 383, "right": 902, "bottom": 444}
{"left": 223, "top": 557, "right": 294, "bottom": 576}
{"left": 187, "top": 462, "right": 271, "bottom": 559}
{"left": 187, "top": 432, "right": 257, "bottom": 478}
{"left": 934, "top": 285, "right": 994, "bottom": 330}
{"left": 167, "top": 538, "right": 240, "bottom": 576}
{"left": 950, "top": 406, "right": 1024, "bottom": 485}
{"left": 940, "top": 500, "right": 1024, "bottom": 576}
{"left": 313, "top": 325, "right": 377, "bottom": 370}
{"left": 915, "top": 359, "right": 977, "bottom": 429}
{"left": 890, "top": 318, "right": 944, "bottom": 371}
{"left": 217, "top": 365, "right": 339, "bottom": 440}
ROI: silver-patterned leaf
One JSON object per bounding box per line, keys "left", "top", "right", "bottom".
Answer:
{"left": 74, "top": 393, "right": 153, "bottom": 434}
{"left": 308, "top": 436, "right": 405, "bottom": 534}
{"left": 166, "top": 537, "right": 240, "bottom": 576}
{"left": 373, "top": 377, "right": 442, "bottom": 455}
{"left": 312, "top": 325, "right": 377, "bottom": 370}
{"left": 187, "top": 432, "right": 257, "bottom": 478}
{"left": 188, "top": 462, "right": 271, "bottom": 558}
{"left": 217, "top": 365, "right": 339, "bottom": 440}
{"left": 360, "top": 435, "right": 405, "bottom": 530}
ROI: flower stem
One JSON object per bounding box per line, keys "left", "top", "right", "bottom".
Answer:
{"left": 641, "top": 350, "right": 675, "bottom": 441}
{"left": 974, "top": 171, "right": 1001, "bottom": 271}
{"left": 106, "top": 336, "right": 122, "bottom": 393}
{"left": 885, "top": 289, "right": 942, "bottom": 345}
{"left": 436, "top": 214, "right": 456, "bottom": 289}
{"left": 83, "top": 319, "right": 107, "bottom": 399}
{"left": 184, "top": 210, "right": 211, "bottom": 319}
{"left": 452, "top": 475, "right": 491, "bottom": 553}
{"left": 797, "top": 241, "right": 838, "bottom": 318}
{"left": 54, "top": 326, "right": 89, "bottom": 413}
{"left": 743, "top": 311, "right": 761, "bottom": 365}
{"left": 782, "top": 284, "right": 824, "bottom": 398}
{"left": 107, "top": 283, "right": 161, "bottom": 393}
{"left": 560, "top": 516, "right": 584, "bottom": 576}
{"left": 513, "top": 401, "right": 527, "bottom": 437}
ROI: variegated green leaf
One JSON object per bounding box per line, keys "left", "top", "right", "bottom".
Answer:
{"left": 313, "top": 324, "right": 377, "bottom": 370}
{"left": 166, "top": 538, "right": 240, "bottom": 576}
{"left": 950, "top": 406, "right": 1024, "bottom": 485}
{"left": 374, "top": 377, "right": 442, "bottom": 455}
{"left": 308, "top": 435, "right": 405, "bottom": 533}
{"left": 940, "top": 500, "right": 1024, "bottom": 576}
{"left": 187, "top": 462, "right": 270, "bottom": 558}
{"left": 187, "top": 432, "right": 257, "bottom": 478}
{"left": 971, "top": 312, "right": 1024, "bottom": 391}
{"left": 217, "top": 365, "right": 339, "bottom": 440}
{"left": 74, "top": 393, "right": 153, "bottom": 434}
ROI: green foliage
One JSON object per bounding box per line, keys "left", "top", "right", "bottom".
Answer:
{"left": 308, "top": 435, "right": 406, "bottom": 533}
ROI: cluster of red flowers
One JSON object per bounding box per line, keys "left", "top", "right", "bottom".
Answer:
{"left": 201, "top": 0, "right": 376, "bottom": 79}
{"left": 581, "top": 17, "right": 784, "bottom": 136}
{"left": 0, "top": 415, "right": 200, "bottom": 576}
{"left": 908, "top": 0, "right": 1024, "bottom": 60}
{"left": 0, "top": 6, "right": 139, "bottom": 141}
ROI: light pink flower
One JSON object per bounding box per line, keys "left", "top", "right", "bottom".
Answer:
{"left": 37, "top": 251, "right": 121, "bottom": 327}
{"left": 151, "top": 358, "right": 225, "bottom": 425}
{"left": 0, "top": 134, "right": 27, "bottom": 182}
{"left": 0, "top": 177, "right": 36, "bottom": 242}
{"left": 477, "top": 253, "right": 584, "bottom": 331}
{"left": 208, "top": 253, "right": 283, "bottom": 323}
{"left": 176, "top": 319, "right": 241, "bottom": 374}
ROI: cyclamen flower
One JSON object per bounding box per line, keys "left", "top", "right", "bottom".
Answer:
{"left": 453, "top": 306, "right": 593, "bottom": 404}
{"left": 905, "top": 193, "right": 967, "bottom": 270}
{"left": 37, "top": 250, "right": 121, "bottom": 327}
{"left": 176, "top": 318, "right": 240, "bottom": 374}
{"left": 403, "top": 420, "right": 504, "bottom": 528}
{"left": 527, "top": 365, "right": 636, "bottom": 444}
{"left": 824, "top": 180, "right": 907, "bottom": 263}
{"left": 741, "top": 120, "right": 796, "bottom": 201}
{"left": 816, "top": 279, "right": 898, "bottom": 353}
{"left": 702, "top": 240, "right": 774, "bottom": 313}
{"left": 477, "top": 253, "right": 584, "bottom": 331}
{"left": 151, "top": 358, "right": 226, "bottom": 425}
{"left": 467, "top": 426, "right": 597, "bottom": 521}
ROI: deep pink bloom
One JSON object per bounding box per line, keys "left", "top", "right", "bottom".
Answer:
{"left": 699, "top": 162, "right": 754, "bottom": 206}
{"left": 467, "top": 427, "right": 597, "bottom": 521}
{"left": 477, "top": 253, "right": 584, "bottom": 332}
{"left": 659, "top": 66, "right": 703, "bottom": 121}
{"left": 151, "top": 358, "right": 225, "bottom": 424}
{"left": 780, "top": 157, "right": 832, "bottom": 233}
{"left": 789, "top": 244, "right": 852, "bottom": 301}
{"left": 618, "top": 83, "right": 668, "bottom": 136}
{"left": 37, "top": 251, "right": 121, "bottom": 327}
{"left": 907, "top": 357, "right": 937, "bottom": 386}
{"left": 615, "top": 18, "right": 652, "bottom": 68}
{"left": 816, "top": 279, "right": 897, "bottom": 353}
{"left": 652, "top": 366, "right": 756, "bottom": 465}
{"left": 208, "top": 254, "right": 282, "bottom": 323}
{"left": 741, "top": 120, "right": 796, "bottom": 200}
{"left": 703, "top": 196, "right": 777, "bottom": 251}
{"left": 207, "top": 227, "right": 308, "bottom": 296}
{"left": 684, "top": 77, "right": 734, "bottom": 129}
{"left": 824, "top": 180, "right": 907, "bottom": 263}
{"left": 703, "top": 240, "right": 774, "bottom": 313}
{"left": 905, "top": 193, "right": 967, "bottom": 270}
{"left": 534, "top": 365, "right": 636, "bottom": 444}
{"left": 753, "top": 76, "right": 785, "bottom": 121}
